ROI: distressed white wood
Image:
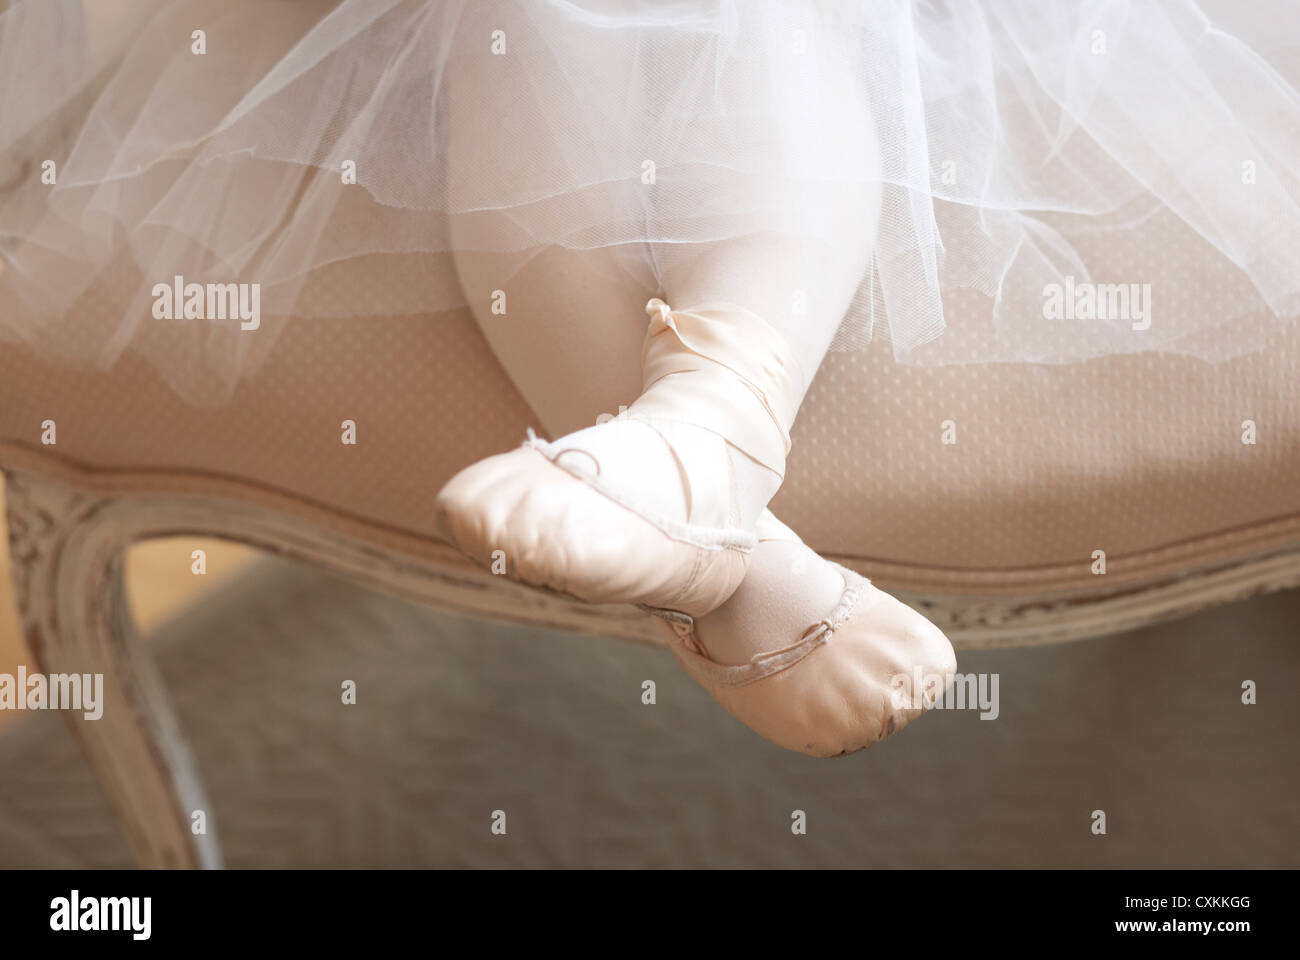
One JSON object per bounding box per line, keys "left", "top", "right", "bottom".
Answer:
{"left": 893, "top": 546, "right": 1300, "bottom": 648}
{"left": 4, "top": 471, "right": 221, "bottom": 868}
{"left": 4, "top": 465, "right": 1300, "bottom": 868}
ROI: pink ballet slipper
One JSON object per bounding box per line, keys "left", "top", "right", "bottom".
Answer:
{"left": 434, "top": 299, "right": 803, "bottom": 617}
{"left": 658, "top": 512, "right": 958, "bottom": 757}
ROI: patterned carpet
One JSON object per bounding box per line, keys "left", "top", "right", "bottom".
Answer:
{"left": 0, "top": 557, "right": 1296, "bottom": 868}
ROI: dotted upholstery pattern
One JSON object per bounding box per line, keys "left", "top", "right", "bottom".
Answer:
{"left": 785, "top": 313, "right": 1300, "bottom": 586}
{"left": 0, "top": 259, "right": 539, "bottom": 553}
{"left": 1, "top": 258, "right": 1298, "bottom": 594}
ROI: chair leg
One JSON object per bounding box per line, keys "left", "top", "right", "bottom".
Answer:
{"left": 4, "top": 470, "right": 222, "bottom": 868}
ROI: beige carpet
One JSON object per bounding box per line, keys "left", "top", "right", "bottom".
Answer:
{"left": 0, "top": 549, "right": 1295, "bottom": 868}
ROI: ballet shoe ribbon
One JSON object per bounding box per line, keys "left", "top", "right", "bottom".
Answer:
{"left": 636, "top": 298, "right": 804, "bottom": 476}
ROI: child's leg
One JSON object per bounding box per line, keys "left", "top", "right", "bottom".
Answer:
{"left": 437, "top": 217, "right": 871, "bottom": 611}
{"left": 450, "top": 238, "right": 871, "bottom": 665}
{"left": 436, "top": 8, "right": 954, "bottom": 753}
{"left": 438, "top": 5, "right": 878, "bottom": 615}
{"left": 445, "top": 243, "right": 652, "bottom": 439}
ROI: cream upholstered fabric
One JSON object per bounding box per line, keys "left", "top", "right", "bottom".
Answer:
{"left": 1, "top": 259, "right": 1298, "bottom": 596}
{"left": 788, "top": 320, "right": 1300, "bottom": 590}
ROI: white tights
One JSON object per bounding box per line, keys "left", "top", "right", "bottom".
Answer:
{"left": 442, "top": 8, "right": 879, "bottom": 660}
{"left": 442, "top": 1, "right": 879, "bottom": 438}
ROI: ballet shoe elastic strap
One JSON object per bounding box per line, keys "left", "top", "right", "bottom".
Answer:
{"left": 635, "top": 298, "right": 805, "bottom": 477}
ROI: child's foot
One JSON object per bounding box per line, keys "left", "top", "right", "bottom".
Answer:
{"left": 659, "top": 511, "right": 958, "bottom": 757}
{"left": 433, "top": 299, "right": 803, "bottom": 617}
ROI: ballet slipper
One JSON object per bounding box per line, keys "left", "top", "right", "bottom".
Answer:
{"left": 656, "top": 511, "right": 958, "bottom": 757}
{"left": 434, "top": 299, "right": 804, "bottom": 617}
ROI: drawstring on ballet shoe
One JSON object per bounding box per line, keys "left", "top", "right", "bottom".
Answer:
{"left": 525, "top": 426, "right": 603, "bottom": 476}
{"left": 798, "top": 618, "right": 835, "bottom": 644}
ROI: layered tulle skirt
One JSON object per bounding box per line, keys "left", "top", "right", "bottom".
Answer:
{"left": 2, "top": 0, "right": 1298, "bottom": 401}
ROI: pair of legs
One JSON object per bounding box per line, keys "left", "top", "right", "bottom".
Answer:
{"left": 447, "top": 240, "right": 851, "bottom": 665}
{"left": 436, "top": 6, "right": 955, "bottom": 755}
{"left": 439, "top": 0, "right": 875, "bottom": 541}
{"left": 439, "top": 236, "right": 956, "bottom": 756}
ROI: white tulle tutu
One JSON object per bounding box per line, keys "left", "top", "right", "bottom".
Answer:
{"left": 2, "top": 0, "right": 1298, "bottom": 400}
